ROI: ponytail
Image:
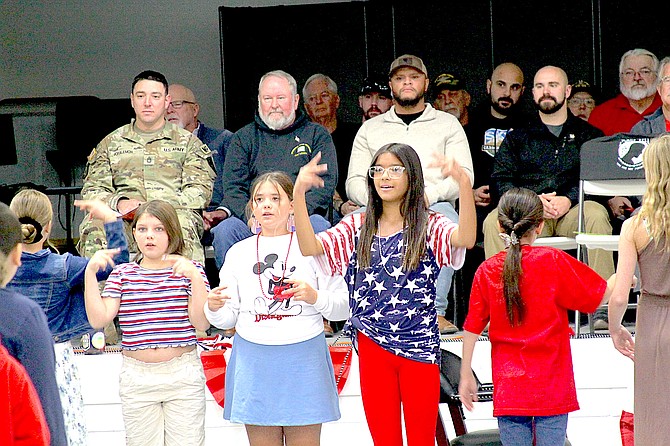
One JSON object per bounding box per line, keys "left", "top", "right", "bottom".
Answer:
{"left": 497, "top": 188, "right": 544, "bottom": 326}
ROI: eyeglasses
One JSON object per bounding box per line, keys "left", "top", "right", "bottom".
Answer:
{"left": 621, "top": 68, "right": 655, "bottom": 79}
{"left": 306, "top": 92, "right": 333, "bottom": 104}
{"left": 568, "top": 98, "right": 596, "bottom": 107}
{"left": 169, "top": 100, "right": 195, "bottom": 109}
{"left": 368, "top": 165, "right": 406, "bottom": 179}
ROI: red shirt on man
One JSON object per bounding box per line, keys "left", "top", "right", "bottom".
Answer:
{"left": 589, "top": 93, "right": 662, "bottom": 135}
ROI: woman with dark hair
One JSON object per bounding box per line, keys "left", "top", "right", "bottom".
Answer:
{"left": 293, "top": 143, "right": 476, "bottom": 445}
{"left": 459, "top": 187, "right": 619, "bottom": 446}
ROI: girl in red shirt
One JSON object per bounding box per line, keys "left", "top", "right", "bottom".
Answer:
{"left": 459, "top": 187, "right": 616, "bottom": 446}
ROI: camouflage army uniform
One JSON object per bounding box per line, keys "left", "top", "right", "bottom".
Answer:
{"left": 78, "top": 120, "right": 215, "bottom": 263}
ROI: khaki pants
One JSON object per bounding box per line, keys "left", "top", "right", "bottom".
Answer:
{"left": 119, "top": 349, "right": 206, "bottom": 446}
{"left": 483, "top": 200, "right": 614, "bottom": 279}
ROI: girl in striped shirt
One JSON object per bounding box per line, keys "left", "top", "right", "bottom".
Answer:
{"left": 84, "top": 200, "right": 210, "bottom": 446}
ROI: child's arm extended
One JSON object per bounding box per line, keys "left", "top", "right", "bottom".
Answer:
{"left": 294, "top": 153, "right": 327, "bottom": 256}
{"left": 84, "top": 249, "right": 122, "bottom": 329}
{"left": 75, "top": 199, "right": 130, "bottom": 275}
{"left": 167, "top": 255, "right": 210, "bottom": 332}
{"left": 430, "top": 155, "right": 476, "bottom": 248}
{"left": 458, "top": 330, "right": 480, "bottom": 411}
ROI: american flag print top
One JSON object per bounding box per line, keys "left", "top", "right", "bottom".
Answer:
{"left": 316, "top": 212, "right": 465, "bottom": 364}
{"left": 102, "top": 261, "right": 210, "bottom": 350}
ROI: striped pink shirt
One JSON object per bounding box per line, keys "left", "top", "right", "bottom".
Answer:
{"left": 102, "top": 261, "right": 209, "bottom": 350}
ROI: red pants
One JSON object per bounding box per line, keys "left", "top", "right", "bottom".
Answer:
{"left": 358, "top": 332, "right": 440, "bottom": 446}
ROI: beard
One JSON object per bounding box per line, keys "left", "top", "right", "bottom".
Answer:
{"left": 534, "top": 95, "right": 565, "bottom": 114}
{"left": 620, "top": 80, "right": 657, "bottom": 101}
{"left": 259, "top": 107, "right": 296, "bottom": 130}
{"left": 364, "top": 105, "right": 382, "bottom": 120}
{"left": 490, "top": 96, "right": 515, "bottom": 116}
{"left": 394, "top": 88, "right": 424, "bottom": 108}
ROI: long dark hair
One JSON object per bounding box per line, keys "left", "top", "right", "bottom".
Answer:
{"left": 358, "top": 143, "right": 428, "bottom": 271}
{"left": 497, "top": 188, "right": 544, "bottom": 326}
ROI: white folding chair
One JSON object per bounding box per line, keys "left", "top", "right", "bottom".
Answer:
{"left": 575, "top": 134, "right": 651, "bottom": 334}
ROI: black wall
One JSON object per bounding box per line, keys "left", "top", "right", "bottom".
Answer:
{"left": 219, "top": 0, "right": 667, "bottom": 131}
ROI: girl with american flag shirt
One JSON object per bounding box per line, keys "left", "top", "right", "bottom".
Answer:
{"left": 294, "top": 143, "right": 476, "bottom": 446}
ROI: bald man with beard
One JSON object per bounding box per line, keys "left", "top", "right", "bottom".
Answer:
{"left": 484, "top": 66, "right": 613, "bottom": 302}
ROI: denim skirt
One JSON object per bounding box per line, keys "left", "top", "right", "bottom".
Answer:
{"left": 223, "top": 332, "right": 341, "bottom": 425}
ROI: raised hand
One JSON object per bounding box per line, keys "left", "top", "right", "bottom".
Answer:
{"left": 428, "top": 152, "right": 470, "bottom": 186}
{"left": 207, "top": 285, "right": 231, "bottom": 311}
{"left": 86, "top": 248, "right": 121, "bottom": 274}
{"left": 75, "top": 199, "right": 119, "bottom": 223}
{"left": 295, "top": 152, "right": 328, "bottom": 195}
{"left": 163, "top": 254, "right": 199, "bottom": 280}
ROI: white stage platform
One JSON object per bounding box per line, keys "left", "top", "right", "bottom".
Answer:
{"left": 76, "top": 334, "right": 633, "bottom": 446}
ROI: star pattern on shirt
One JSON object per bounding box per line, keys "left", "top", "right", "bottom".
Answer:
{"left": 346, "top": 230, "right": 442, "bottom": 365}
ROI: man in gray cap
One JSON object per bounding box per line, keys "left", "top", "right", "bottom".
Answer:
{"left": 346, "top": 54, "right": 473, "bottom": 334}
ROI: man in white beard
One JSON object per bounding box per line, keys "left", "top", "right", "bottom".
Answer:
{"left": 589, "top": 48, "right": 661, "bottom": 135}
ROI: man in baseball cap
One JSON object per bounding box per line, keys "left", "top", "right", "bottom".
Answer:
{"left": 432, "top": 72, "right": 471, "bottom": 126}
{"left": 347, "top": 53, "right": 473, "bottom": 336}
{"left": 358, "top": 77, "right": 393, "bottom": 122}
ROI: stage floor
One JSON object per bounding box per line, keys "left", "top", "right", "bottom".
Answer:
{"left": 75, "top": 330, "right": 634, "bottom": 446}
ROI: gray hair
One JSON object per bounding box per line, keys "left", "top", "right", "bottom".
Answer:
{"left": 258, "top": 70, "right": 298, "bottom": 96}
{"left": 302, "top": 73, "right": 338, "bottom": 98}
{"left": 619, "top": 48, "right": 659, "bottom": 75}
{"left": 657, "top": 56, "right": 670, "bottom": 80}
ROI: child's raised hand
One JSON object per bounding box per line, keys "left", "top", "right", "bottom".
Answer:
{"left": 281, "top": 279, "right": 317, "bottom": 304}
{"left": 75, "top": 199, "right": 119, "bottom": 223}
{"left": 86, "top": 248, "right": 120, "bottom": 274}
{"left": 295, "top": 152, "right": 328, "bottom": 194}
{"left": 429, "top": 153, "right": 469, "bottom": 186}
{"left": 207, "top": 285, "right": 230, "bottom": 311}
{"left": 164, "top": 255, "right": 198, "bottom": 280}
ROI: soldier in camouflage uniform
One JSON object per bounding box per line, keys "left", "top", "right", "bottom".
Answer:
{"left": 78, "top": 70, "right": 215, "bottom": 263}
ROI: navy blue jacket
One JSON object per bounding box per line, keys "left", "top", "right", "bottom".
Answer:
{"left": 222, "top": 110, "right": 337, "bottom": 219}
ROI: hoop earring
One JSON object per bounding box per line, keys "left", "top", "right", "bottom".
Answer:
{"left": 287, "top": 214, "right": 295, "bottom": 232}
{"left": 251, "top": 216, "right": 262, "bottom": 234}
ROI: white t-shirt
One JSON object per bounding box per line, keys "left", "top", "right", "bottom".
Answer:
{"left": 205, "top": 233, "right": 349, "bottom": 345}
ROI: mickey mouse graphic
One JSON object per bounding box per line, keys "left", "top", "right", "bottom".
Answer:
{"left": 253, "top": 253, "right": 303, "bottom": 316}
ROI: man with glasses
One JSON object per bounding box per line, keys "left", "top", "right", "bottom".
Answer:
{"left": 79, "top": 71, "right": 215, "bottom": 263}
{"left": 632, "top": 57, "right": 670, "bottom": 136}
{"left": 167, "top": 84, "right": 233, "bottom": 232}
{"left": 303, "top": 74, "right": 360, "bottom": 219}
{"left": 347, "top": 54, "right": 473, "bottom": 334}
{"left": 589, "top": 48, "right": 662, "bottom": 135}
{"left": 567, "top": 80, "right": 598, "bottom": 121}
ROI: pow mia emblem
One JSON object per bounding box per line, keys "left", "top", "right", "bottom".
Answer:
{"left": 291, "top": 143, "right": 312, "bottom": 157}
{"left": 617, "top": 137, "right": 650, "bottom": 171}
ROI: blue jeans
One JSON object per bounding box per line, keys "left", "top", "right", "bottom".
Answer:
{"left": 211, "top": 215, "right": 331, "bottom": 269}
{"left": 498, "top": 414, "right": 568, "bottom": 446}
{"left": 430, "top": 202, "right": 458, "bottom": 318}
